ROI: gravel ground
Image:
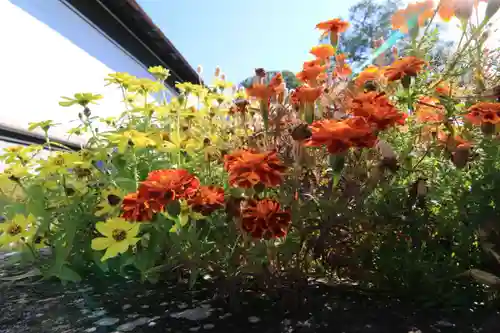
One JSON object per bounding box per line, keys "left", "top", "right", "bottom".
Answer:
{"left": 0, "top": 254, "right": 499, "bottom": 333}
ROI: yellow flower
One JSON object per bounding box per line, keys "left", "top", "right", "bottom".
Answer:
{"left": 0, "top": 214, "right": 37, "bottom": 248}
{"left": 91, "top": 217, "right": 141, "bottom": 262}
{"left": 105, "top": 72, "right": 137, "bottom": 88}
{"left": 148, "top": 66, "right": 170, "bottom": 81}
{"left": 37, "top": 152, "right": 91, "bottom": 176}
{"left": 0, "top": 144, "right": 42, "bottom": 164}
{"left": 175, "top": 82, "right": 206, "bottom": 96}
{"left": 59, "top": 93, "right": 103, "bottom": 107}
{"left": 95, "top": 188, "right": 125, "bottom": 217}
{"left": 106, "top": 130, "right": 157, "bottom": 154}
{"left": 128, "top": 78, "right": 164, "bottom": 95}
{"left": 160, "top": 131, "right": 202, "bottom": 156}
{"left": 32, "top": 235, "right": 49, "bottom": 250}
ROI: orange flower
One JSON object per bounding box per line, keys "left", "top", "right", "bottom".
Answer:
{"left": 304, "top": 117, "right": 378, "bottom": 154}
{"left": 291, "top": 85, "right": 323, "bottom": 104}
{"left": 438, "top": 0, "right": 484, "bottom": 21}
{"left": 296, "top": 59, "right": 327, "bottom": 83}
{"left": 355, "top": 66, "right": 381, "bottom": 88}
{"left": 121, "top": 192, "right": 155, "bottom": 222}
{"left": 391, "top": 0, "right": 434, "bottom": 33}
{"left": 384, "top": 56, "right": 426, "bottom": 82}
{"left": 310, "top": 44, "right": 336, "bottom": 60}
{"left": 316, "top": 18, "right": 350, "bottom": 38}
{"left": 438, "top": 0, "right": 455, "bottom": 21}
{"left": 435, "top": 83, "right": 451, "bottom": 96}
{"left": 246, "top": 83, "right": 274, "bottom": 100}
{"left": 437, "top": 131, "right": 471, "bottom": 152}
{"left": 269, "top": 72, "right": 285, "bottom": 93}
{"left": 247, "top": 73, "right": 285, "bottom": 100}
{"left": 349, "top": 92, "right": 406, "bottom": 130}
{"left": 415, "top": 96, "right": 445, "bottom": 123}
{"left": 240, "top": 198, "right": 291, "bottom": 239}
{"left": 224, "top": 150, "right": 287, "bottom": 188}
{"left": 465, "top": 102, "right": 500, "bottom": 125}
{"left": 188, "top": 185, "right": 225, "bottom": 215}
{"left": 139, "top": 169, "right": 200, "bottom": 205}
{"left": 334, "top": 54, "right": 352, "bottom": 78}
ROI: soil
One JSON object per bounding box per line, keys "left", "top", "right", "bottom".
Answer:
{"left": 0, "top": 253, "right": 499, "bottom": 333}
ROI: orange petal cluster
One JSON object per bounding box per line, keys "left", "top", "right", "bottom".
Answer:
{"left": 246, "top": 73, "right": 284, "bottom": 100}
{"left": 415, "top": 97, "right": 445, "bottom": 123}
{"left": 348, "top": 92, "right": 407, "bottom": 130}
{"left": 296, "top": 59, "right": 328, "bottom": 85}
{"left": 120, "top": 169, "right": 206, "bottom": 222}
{"left": 435, "top": 83, "right": 451, "bottom": 97}
{"left": 355, "top": 65, "right": 381, "bottom": 88}
{"left": 316, "top": 18, "right": 350, "bottom": 38}
{"left": 240, "top": 199, "right": 291, "bottom": 239}
{"left": 384, "top": 56, "right": 426, "bottom": 82}
{"left": 391, "top": 0, "right": 434, "bottom": 33}
{"left": 139, "top": 169, "right": 200, "bottom": 204}
{"left": 290, "top": 85, "right": 323, "bottom": 104}
{"left": 310, "top": 44, "right": 336, "bottom": 60}
{"left": 304, "top": 117, "right": 378, "bottom": 154}
{"left": 224, "top": 150, "right": 287, "bottom": 188}
{"left": 465, "top": 102, "right": 500, "bottom": 125}
{"left": 188, "top": 185, "right": 225, "bottom": 215}
{"left": 437, "top": 131, "right": 471, "bottom": 151}
{"left": 333, "top": 54, "right": 352, "bottom": 78}
{"left": 121, "top": 192, "right": 155, "bottom": 222}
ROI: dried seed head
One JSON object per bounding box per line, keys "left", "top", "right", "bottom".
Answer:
{"left": 291, "top": 123, "right": 312, "bottom": 141}
{"left": 376, "top": 140, "right": 397, "bottom": 159}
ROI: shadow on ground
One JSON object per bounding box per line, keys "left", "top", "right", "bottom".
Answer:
{"left": 0, "top": 258, "right": 499, "bottom": 333}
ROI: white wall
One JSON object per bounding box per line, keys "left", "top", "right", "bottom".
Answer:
{"left": 0, "top": 0, "right": 176, "bottom": 145}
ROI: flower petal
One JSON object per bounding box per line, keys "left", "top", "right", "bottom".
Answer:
{"left": 126, "top": 223, "right": 140, "bottom": 238}
{"left": 95, "top": 222, "right": 113, "bottom": 237}
{"left": 100, "top": 240, "right": 129, "bottom": 262}
{"left": 91, "top": 237, "right": 112, "bottom": 251}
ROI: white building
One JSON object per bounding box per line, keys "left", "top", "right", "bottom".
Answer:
{"left": 0, "top": 0, "right": 200, "bottom": 155}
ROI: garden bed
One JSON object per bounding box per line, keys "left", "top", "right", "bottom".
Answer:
{"left": 1, "top": 255, "right": 498, "bottom": 333}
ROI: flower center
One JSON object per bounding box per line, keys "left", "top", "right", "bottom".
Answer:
{"left": 7, "top": 224, "right": 22, "bottom": 236}
{"left": 54, "top": 157, "right": 65, "bottom": 166}
{"left": 112, "top": 229, "right": 127, "bottom": 242}
{"left": 107, "top": 194, "right": 121, "bottom": 206}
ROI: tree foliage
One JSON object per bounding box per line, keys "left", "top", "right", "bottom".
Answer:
{"left": 339, "top": 0, "right": 403, "bottom": 62}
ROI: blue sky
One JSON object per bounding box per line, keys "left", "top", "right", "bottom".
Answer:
{"left": 137, "top": 0, "right": 352, "bottom": 84}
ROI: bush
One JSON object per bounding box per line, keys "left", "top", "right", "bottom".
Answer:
{"left": 1, "top": 1, "right": 499, "bottom": 304}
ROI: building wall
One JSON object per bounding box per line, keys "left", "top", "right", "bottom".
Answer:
{"left": 0, "top": 0, "right": 176, "bottom": 148}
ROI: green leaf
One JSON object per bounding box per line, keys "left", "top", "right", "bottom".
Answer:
{"left": 467, "top": 269, "right": 500, "bottom": 288}
{"left": 57, "top": 265, "right": 81, "bottom": 283}
{"left": 93, "top": 251, "right": 109, "bottom": 273}
{"left": 166, "top": 200, "right": 181, "bottom": 216}
{"left": 189, "top": 267, "right": 200, "bottom": 289}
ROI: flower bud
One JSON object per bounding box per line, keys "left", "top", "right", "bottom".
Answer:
{"left": 481, "top": 122, "right": 496, "bottom": 136}
{"left": 196, "top": 65, "right": 203, "bottom": 74}
{"left": 214, "top": 66, "right": 221, "bottom": 77}
{"left": 452, "top": 144, "right": 471, "bottom": 169}
{"left": 454, "top": 0, "right": 474, "bottom": 21}
{"left": 291, "top": 123, "right": 312, "bottom": 141}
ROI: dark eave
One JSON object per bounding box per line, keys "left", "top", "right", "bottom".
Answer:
{"left": 65, "top": 0, "right": 201, "bottom": 91}
{"left": 0, "top": 124, "right": 80, "bottom": 152}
